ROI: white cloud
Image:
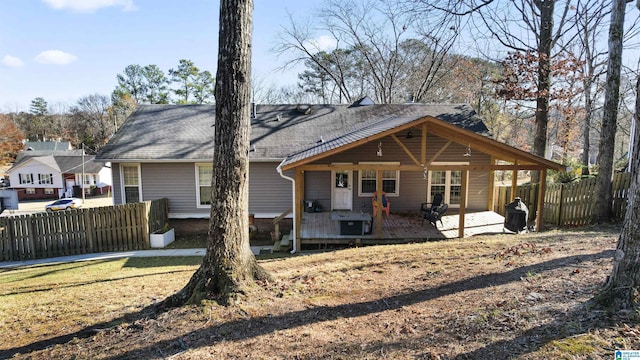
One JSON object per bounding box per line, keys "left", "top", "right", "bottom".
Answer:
{"left": 2, "top": 55, "right": 24, "bottom": 68}
{"left": 42, "top": 0, "right": 138, "bottom": 13}
{"left": 35, "top": 50, "right": 77, "bottom": 65}
{"left": 304, "top": 35, "right": 338, "bottom": 52}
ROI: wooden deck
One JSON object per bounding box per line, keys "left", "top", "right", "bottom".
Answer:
{"left": 300, "top": 210, "right": 507, "bottom": 246}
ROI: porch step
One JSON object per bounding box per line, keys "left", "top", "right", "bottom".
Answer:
{"left": 272, "top": 232, "right": 292, "bottom": 252}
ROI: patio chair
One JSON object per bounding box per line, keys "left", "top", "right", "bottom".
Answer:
{"left": 422, "top": 203, "right": 448, "bottom": 228}
{"left": 372, "top": 191, "right": 390, "bottom": 217}
{"left": 420, "top": 194, "right": 443, "bottom": 214}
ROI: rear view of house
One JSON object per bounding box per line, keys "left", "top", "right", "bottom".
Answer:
{"left": 97, "top": 101, "right": 563, "bottom": 252}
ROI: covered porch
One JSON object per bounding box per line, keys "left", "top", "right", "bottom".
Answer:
{"left": 279, "top": 110, "right": 565, "bottom": 253}
{"left": 299, "top": 210, "right": 507, "bottom": 246}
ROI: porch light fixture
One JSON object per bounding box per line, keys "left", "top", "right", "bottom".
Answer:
{"left": 463, "top": 144, "right": 472, "bottom": 157}
{"left": 377, "top": 141, "right": 383, "bottom": 157}
{"left": 405, "top": 129, "right": 413, "bottom": 139}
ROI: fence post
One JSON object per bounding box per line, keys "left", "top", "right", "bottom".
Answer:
{"left": 142, "top": 201, "right": 151, "bottom": 249}
{"left": 83, "top": 209, "right": 95, "bottom": 253}
{"left": 7, "top": 218, "right": 16, "bottom": 261}
{"left": 556, "top": 183, "right": 564, "bottom": 226}
{"left": 27, "top": 215, "right": 36, "bottom": 260}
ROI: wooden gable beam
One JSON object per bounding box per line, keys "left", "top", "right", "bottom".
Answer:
{"left": 298, "top": 163, "right": 559, "bottom": 172}
{"left": 427, "top": 140, "right": 452, "bottom": 165}
{"left": 391, "top": 134, "right": 421, "bottom": 166}
{"left": 423, "top": 119, "right": 564, "bottom": 171}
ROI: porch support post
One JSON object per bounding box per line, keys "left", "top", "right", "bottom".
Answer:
{"left": 294, "top": 169, "right": 304, "bottom": 251}
{"left": 535, "top": 169, "right": 547, "bottom": 232}
{"left": 511, "top": 161, "right": 518, "bottom": 202}
{"left": 375, "top": 169, "right": 383, "bottom": 238}
{"left": 421, "top": 124, "right": 427, "bottom": 165}
{"left": 488, "top": 156, "right": 495, "bottom": 212}
{"left": 458, "top": 169, "right": 468, "bottom": 238}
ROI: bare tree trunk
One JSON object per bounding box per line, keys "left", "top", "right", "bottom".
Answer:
{"left": 599, "top": 76, "right": 640, "bottom": 310}
{"left": 582, "top": 77, "right": 593, "bottom": 176}
{"left": 531, "top": 1, "right": 554, "bottom": 185}
{"left": 593, "top": 0, "right": 627, "bottom": 223}
{"left": 161, "top": 0, "right": 270, "bottom": 308}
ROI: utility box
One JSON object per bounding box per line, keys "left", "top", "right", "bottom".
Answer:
{"left": 0, "top": 189, "right": 19, "bottom": 213}
{"left": 340, "top": 220, "right": 364, "bottom": 235}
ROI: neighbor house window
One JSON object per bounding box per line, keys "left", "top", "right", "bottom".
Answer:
{"left": 26, "top": 188, "right": 36, "bottom": 194}
{"left": 427, "top": 163, "right": 467, "bottom": 208}
{"left": 121, "top": 164, "right": 141, "bottom": 204}
{"left": 38, "top": 173, "right": 53, "bottom": 185}
{"left": 196, "top": 164, "right": 213, "bottom": 207}
{"left": 44, "top": 188, "right": 54, "bottom": 195}
{"left": 358, "top": 162, "right": 400, "bottom": 197}
{"left": 19, "top": 173, "right": 33, "bottom": 184}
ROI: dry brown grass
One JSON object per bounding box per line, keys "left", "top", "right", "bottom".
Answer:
{"left": 2, "top": 224, "right": 639, "bottom": 359}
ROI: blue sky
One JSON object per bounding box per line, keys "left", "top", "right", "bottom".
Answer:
{"left": 0, "top": 0, "right": 325, "bottom": 112}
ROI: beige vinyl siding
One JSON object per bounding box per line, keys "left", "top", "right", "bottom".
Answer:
{"left": 112, "top": 163, "right": 123, "bottom": 205}
{"left": 113, "top": 162, "right": 291, "bottom": 217}
{"left": 248, "top": 162, "right": 292, "bottom": 215}
{"left": 304, "top": 171, "right": 331, "bottom": 211}
{"left": 142, "top": 163, "right": 203, "bottom": 215}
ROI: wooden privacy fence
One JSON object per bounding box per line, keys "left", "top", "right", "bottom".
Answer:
{"left": 0, "top": 198, "right": 168, "bottom": 262}
{"left": 494, "top": 172, "right": 631, "bottom": 227}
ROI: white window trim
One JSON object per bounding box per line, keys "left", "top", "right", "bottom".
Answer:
{"left": 120, "top": 163, "right": 142, "bottom": 204}
{"left": 357, "top": 161, "right": 400, "bottom": 197}
{"left": 195, "top": 163, "right": 213, "bottom": 209}
{"left": 19, "top": 173, "right": 33, "bottom": 185}
{"left": 427, "top": 162, "right": 469, "bottom": 208}
{"left": 38, "top": 173, "right": 53, "bottom": 185}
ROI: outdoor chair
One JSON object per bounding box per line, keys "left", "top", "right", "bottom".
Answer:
{"left": 420, "top": 194, "right": 443, "bottom": 215}
{"left": 372, "top": 191, "right": 390, "bottom": 217}
{"left": 422, "top": 203, "right": 448, "bottom": 229}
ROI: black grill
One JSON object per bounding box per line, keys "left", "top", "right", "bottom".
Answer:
{"left": 504, "top": 197, "right": 529, "bottom": 233}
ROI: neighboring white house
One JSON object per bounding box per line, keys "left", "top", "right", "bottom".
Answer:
{"left": 7, "top": 154, "right": 111, "bottom": 201}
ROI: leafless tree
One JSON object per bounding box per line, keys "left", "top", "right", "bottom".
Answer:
{"left": 275, "top": 0, "right": 458, "bottom": 104}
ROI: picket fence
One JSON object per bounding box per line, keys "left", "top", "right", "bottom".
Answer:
{"left": 0, "top": 198, "right": 168, "bottom": 262}
{"left": 494, "top": 172, "right": 631, "bottom": 227}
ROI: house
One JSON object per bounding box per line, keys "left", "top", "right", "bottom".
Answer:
{"left": 96, "top": 102, "right": 564, "bottom": 252}
{"left": 7, "top": 153, "right": 112, "bottom": 200}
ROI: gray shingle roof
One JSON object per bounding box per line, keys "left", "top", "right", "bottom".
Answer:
{"left": 24, "top": 141, "right": 72, "bottom": 151}
{"left": 16, "top": 149, "right": 85, "bottom": 162}
{"left": 97, "top": 103, "right": 489, "bottom": 162}
{"left": 11, "top": 154, "right": 105, "bottom": 174}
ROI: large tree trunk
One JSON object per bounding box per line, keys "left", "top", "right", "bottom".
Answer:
{"left": 593, "top": 0, "right": 626, "bottom": 222}
{"left": 531, "top": 1, "right": 554, "bottom": 185}
{"left": 581, "top": 75, "right": 592, "bottom": 176}
{"left": 161, "top": 0, "right": 270, "bottom": 308}
{"left": 599, "top": 76, "right": 640, "bottom": 310}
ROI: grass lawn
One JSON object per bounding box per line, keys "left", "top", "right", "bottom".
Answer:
{"left": 1, "top": 224, "right": 636, "bottom": 359}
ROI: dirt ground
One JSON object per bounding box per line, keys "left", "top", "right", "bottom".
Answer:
{"left": 4, "top": 224, "right": 639, "bottom": 359}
